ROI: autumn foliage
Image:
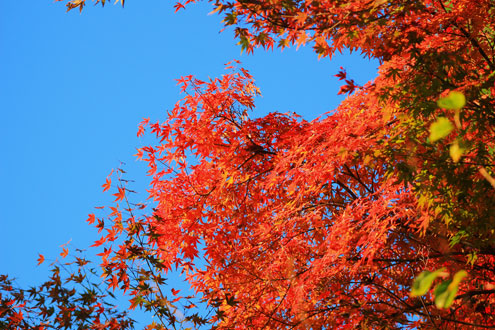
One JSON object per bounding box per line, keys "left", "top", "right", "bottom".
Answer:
{"left": 0, "top": 255, "right": 134, "bottom": 330}
{"left": 3, "top": 0, "right": 495, "bottom": 329}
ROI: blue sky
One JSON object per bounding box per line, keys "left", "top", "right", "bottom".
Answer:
{"left": 0, "top": 0, "right": 377, "bottom": 325}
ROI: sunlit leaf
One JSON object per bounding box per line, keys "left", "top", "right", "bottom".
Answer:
{"left": 437, "top": 91, "right": 466, "bottom": 110}
{"left": 411, "top": 268, "right": 447, "bottom": 297}
{"left": 429, "top": 117, "right": 453, "bottom": 142}
{"left": 449, "top": 141, "right": 464, "bottom": 162}
{"left": 434, "top": 270, "right": 467, "bottom": 308}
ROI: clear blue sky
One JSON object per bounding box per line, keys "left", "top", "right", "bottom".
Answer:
{"left": 0, "top": 0, "right": 377, "bottom": 325}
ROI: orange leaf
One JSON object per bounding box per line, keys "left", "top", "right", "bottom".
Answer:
{"left": 110, "top": 275, "right": 118, "bottom": 290}
{"left": 137, "top": 118, "right": 149, "bottom": 137}
{"left": 113, "top": 187, "right": 125, "bottom": 202}
{"left": 10, "top": 311, "right": 23, "bottom": 323}
{"left": 174, "top": 2, "right": 185, "bottom": 12}
{"left": 37, "top": 254, "right": 45, "bottom": 266}
{"left": 90, "top": 236, "right": 107, "bottom": 248}
{"left": 134, "top": 148, "right": 144, "bottom": 159}
{"left": 87, "top": 213, "right": 96, "bottom": 224}
{"left": 102, "top": 177, "right": 111, "bottom": 192}
{"left": 60, "top": 239, "right": 72, "bottom": 248}
{"left": 60, "top": 247, "right": 69, "bottom": 258}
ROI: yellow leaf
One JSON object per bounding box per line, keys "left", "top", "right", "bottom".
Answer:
{"left": 437, "top": 91, "right": 466, "bottom": 110}
{"left": 429, "top": 117, "right": 453, "bottom": 142}
{"left": 449, "top": 141, "right": 464, "bottom": 162}
{"left": 208, "top": 5, "right": 223, "bottom": 15}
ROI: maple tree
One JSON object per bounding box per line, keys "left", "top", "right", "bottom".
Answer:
{"left": 4, "top": 0, "right": 495, "bottom": 329}
{"left": 0, "top": 258, "right": 135, "bottom": 330}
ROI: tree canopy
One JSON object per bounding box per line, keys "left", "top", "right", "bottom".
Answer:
{"left": 2, "top": 0, "right": 495, "bottom": 329}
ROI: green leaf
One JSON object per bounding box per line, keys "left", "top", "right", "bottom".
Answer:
{"left": 434, "top": 280, "right": 452, "bottom": 308}
{"left": 437, "top": 91, "right": 466, "bottom": 110}
{"left": 429, "top": 117, "right": 454, "bottom": 142}
{"left": 434, "top": 270, "right": 467, "bottom": 308}
{"left": 411, "top": 268, "right": 447, "bottom": 297}
{"left": 467, "top": 252, "right": 478, "bottom": 266}
{"left": 238, "top": 34, "right": 250, "bottom": 53}
{"left": 451, "top": 270, "right": 468, "bottom": 288}
{"left": 443, "top": 0, "right": 453, "bottom": 12}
